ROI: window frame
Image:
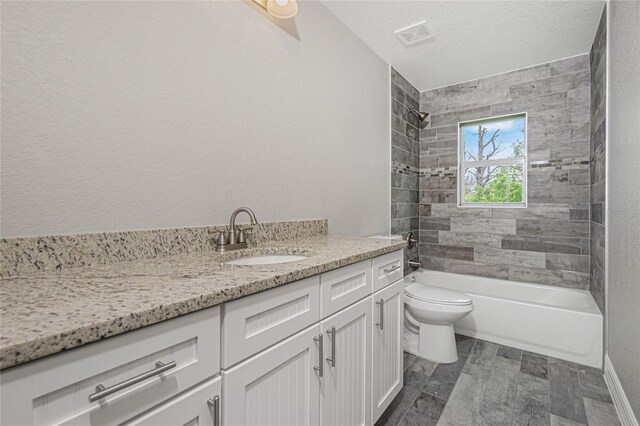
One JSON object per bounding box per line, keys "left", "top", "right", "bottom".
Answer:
{"left": 457, "top": 112, "right": 528, "bottom": 208}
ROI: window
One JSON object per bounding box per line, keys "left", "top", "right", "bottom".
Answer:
{"left": 458, "top": 113, "right": 527, "bottom": 207}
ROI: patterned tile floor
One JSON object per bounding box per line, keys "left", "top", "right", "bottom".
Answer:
{"left": 376, "top": 335, "right": 620, "bottom": 426}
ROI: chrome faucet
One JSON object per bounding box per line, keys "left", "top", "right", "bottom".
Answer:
{"left": 214, "top": 207, "right": 258, "bottom": 252}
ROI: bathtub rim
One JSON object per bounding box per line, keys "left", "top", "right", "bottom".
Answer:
{"left": 404, "top": 268, "right": 602, "bottom": 317}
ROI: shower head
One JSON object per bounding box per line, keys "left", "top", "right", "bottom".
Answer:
{"left": 408, "top": 108, "right": 429, "bottom": 129}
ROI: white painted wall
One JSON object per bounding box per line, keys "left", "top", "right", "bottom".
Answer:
{"left": 0, "top": 1, "right": 390, "bottom": 238}
{"left": 607, "top": 0, "right": 640, "bottom": 419}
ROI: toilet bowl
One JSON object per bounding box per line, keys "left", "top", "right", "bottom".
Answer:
{"left": 404, "top": 283, "right": 473, "bottom": 363}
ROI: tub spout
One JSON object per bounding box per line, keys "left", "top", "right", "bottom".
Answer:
{"left": 408, "top": 259, "right": 422, "bottom": 269}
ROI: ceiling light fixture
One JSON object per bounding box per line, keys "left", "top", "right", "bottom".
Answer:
{"left": 255, "top": 0, "right": 298, "bottom": 19}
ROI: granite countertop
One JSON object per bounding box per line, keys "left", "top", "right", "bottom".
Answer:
{"left": 0, "top": 235, "right": 406, "bottom": 370}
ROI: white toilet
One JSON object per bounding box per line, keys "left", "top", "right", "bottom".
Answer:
{"left": 404, "top": 282, "right": 474, "bottom": 363}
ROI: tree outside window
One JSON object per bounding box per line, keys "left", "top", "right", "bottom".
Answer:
{"left": 458, "top": 113, "right": 527, "bottom": 207}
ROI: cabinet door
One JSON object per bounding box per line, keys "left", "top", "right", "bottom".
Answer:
{"left": 320, "top": 297, "right": 372, "bottom": 426}
{"left": 222, "top": 324, "right": 322, "bottom": 426}
{"left": 371, "top": 280, "right": 404, "bottom": 423}
{"left": 124, "top": 376, "right": 221, "bottom": 426}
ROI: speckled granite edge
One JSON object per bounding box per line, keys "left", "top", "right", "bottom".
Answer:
{"left": 0, "top": 219, "right": 328, "bottom": 278}
{"left": 0, "top": 238, "right": 405, "bottom": 370}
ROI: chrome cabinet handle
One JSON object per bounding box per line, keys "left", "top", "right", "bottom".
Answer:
{"left": 384, "top": 265, "right": 401, "bottom": 274}
{"left": 88, "top": 360, "right": 177, "bottom": 402}
{"left": 376, "top": 298, "right": 384, "bottom": 330}
{"left": 207, "top": 395, "right": 221, "bottom": 426}
{"left": 326, "top": 326, "right": 336, "bottom": 367}
{"left": 313, "top": 333, "right": 324, "bottom": 377}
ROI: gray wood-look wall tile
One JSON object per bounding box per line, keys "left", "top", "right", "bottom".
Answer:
{"left": 545, "top": 253, "right": 589, "bottom": 273}
{"left": 516, "top": 220, "right": 589, "bottom": 238}
{"left": 501, "top": 235, "right": 585, "bottom": 255}
{"left": 450, "top": 218, "right": 517, "bottom": 234}
{"left": 439, "top": 231, "right": 502, "bottom": 249}
{"left": 444, "top": 258, "right": 510, "bottom": 279}
{"left": 419, "top": 243, "right": 474, "bottom": 261}
{"left": 587, "top": 7, "right": 607, "bottom": 312}
{"left": 417, "top": 54, "right": 595, "bottom": 289}
{"left": 419, "top": 217, "right": 451, "bottom": 231}
{"left": 475, "top": 247, "right": 547, "bottom": 268}
{"left": 550, "top": 54, "right": 590, "bottom": 76}
{"left": 528, "top": 186, "right": 590, "bottom": 204}
{"left": 509, "top": 265, "right": 589, "bottom": 289}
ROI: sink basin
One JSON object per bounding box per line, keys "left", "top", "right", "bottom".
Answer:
{"left": 224, "top": 254, "right": 308, "bottom": 266}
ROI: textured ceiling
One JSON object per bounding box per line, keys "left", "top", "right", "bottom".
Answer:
{"left": 322, "top": 0, "right": 605, "bottom": 91}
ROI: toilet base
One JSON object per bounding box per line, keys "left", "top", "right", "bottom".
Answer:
{"left": 416, "top": 323, "right": 458, "bottom": 363}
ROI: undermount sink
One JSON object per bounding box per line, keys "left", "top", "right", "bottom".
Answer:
{"left": 224, "top": 254, "right": 308, "bottom": 266}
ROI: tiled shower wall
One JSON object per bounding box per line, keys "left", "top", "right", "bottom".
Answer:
{"left": 589, "top": 7, "right": 607, "bottom": 313}
{"left": 418, "top": 55, "right": 592, "bottom": 289}
{"left": 390, "top": 68, "right": 420, "bottom": 272}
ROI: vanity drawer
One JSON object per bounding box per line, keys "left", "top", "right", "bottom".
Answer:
{"left": 124, "top": 376, "right": 221, "bottom": 426}
{"left": 221, "top": 275, "right": 320, "bottom": 368}
{"left": 0, "top": 307, "right": 220, "bottom": 426}
{"left": 320, "top": 259, "right": 372, "bottom": 318}
{"left": 372, "top": 250, "right": 404, "bottom": 292}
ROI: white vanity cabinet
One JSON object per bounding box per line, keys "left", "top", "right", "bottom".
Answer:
{"left": 0, "top": 249, "right": 404, "bottom": 426}
{"left": 219, "top": 253, "right": 404, "bottom": 426}
{"left": 371, "top": 279, "right": 404, "bottom": 421}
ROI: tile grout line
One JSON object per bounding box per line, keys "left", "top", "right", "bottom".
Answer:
{"left": 509, "top": 361, "right": 522, "bottom": 426}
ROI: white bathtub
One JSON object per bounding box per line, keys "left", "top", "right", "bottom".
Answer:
{"left": 405, "top": 269, "right": 603, "bottom": 368}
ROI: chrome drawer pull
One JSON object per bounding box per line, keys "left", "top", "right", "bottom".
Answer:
{"left": 207, "top": 395, "right": 221, "bottom": 426}
{"left": 384, "top": 265, "right": 401, "bottom": 274}
{"left": 376, "top": 298, "right": 384, "bottom": 330}
{"left": 88, "top": 360, "right": 177, "bottom": 402}
{"left": 313, "top": 333, "right": 324, "bottom": 377}
{"left": 326, "top": 326, "right": 336, "bottom": 367}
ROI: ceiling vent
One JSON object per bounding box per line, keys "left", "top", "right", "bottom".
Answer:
{"left": 395, "top": 21, "right": 435, "bottom": 46}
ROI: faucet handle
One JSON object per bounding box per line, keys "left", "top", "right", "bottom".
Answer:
{"left": 214, "top": 231, "right": 228, "bottom": 249}
{"left": 237, "top": 228, "right": 247, "bottom": 244}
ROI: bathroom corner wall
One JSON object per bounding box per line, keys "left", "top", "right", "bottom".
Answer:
{"left": 608, "top": 0, "right": 640, "bottom": 418}
{"left": 589, "top": 6, "right": 607, "bottom": 314}
{"left": 390, "top": 68, "right": 420, "bottom": 272}
{"left": 418, "top": 56, "right": 592, "bottom": 289}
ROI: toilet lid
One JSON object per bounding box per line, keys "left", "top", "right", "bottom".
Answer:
{"left": 404, "top": 283, "right": 472, "bottom": 306}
